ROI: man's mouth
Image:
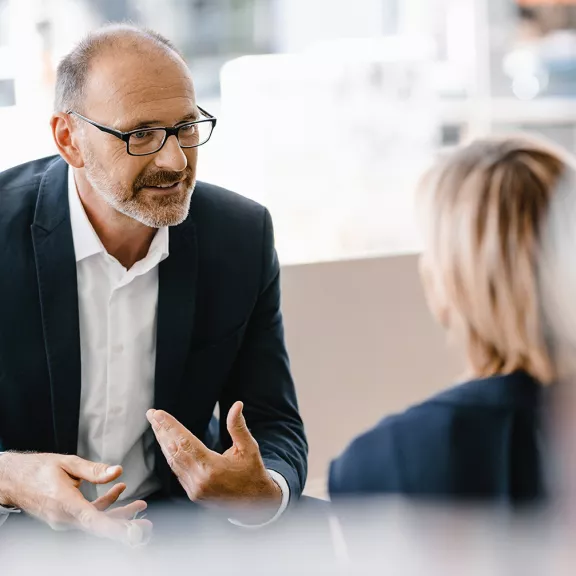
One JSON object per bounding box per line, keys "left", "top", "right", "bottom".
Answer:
{"left": 144, "top": 180, "right": 184, "bottom": 191}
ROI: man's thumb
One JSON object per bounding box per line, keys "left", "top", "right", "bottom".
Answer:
{"left": 61, "top": 455, "right": 122, "bottom": 484}
{"left": 226, "top": 401, "right": 255, "bottom": 452}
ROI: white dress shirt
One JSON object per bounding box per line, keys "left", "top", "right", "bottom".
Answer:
{"left": 69, "top": 166, "right": 168, "bottom": 503}
{"left": 0, "top": 167, "right": 288, "bottom": 526}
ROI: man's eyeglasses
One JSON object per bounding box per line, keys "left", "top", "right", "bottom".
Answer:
{"left": 67, "top": 106, "right": 217, "bottom": 156}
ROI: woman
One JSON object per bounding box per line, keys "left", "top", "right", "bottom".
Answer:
{"left": 329, "top": 135, "right": 573, "bottom": 505}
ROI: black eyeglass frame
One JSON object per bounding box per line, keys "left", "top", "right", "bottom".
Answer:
{"left": 66, "top": 106, "right": 217, "bottom": 156}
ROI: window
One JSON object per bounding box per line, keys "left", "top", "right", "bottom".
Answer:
{"left": 6, "top": 0, "right": 576, "bottom": 264}
{"left": 0, "top": 0, "right": 15, "bottom": 107}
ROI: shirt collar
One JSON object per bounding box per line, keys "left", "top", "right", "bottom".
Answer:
{"left": 67, "top": 165, "right": 170, "bottom": 264}
{"left": 68, "top": 166, "right": 103, "bottom": 262}
{"left": 146, "top": 220, "right": 170, "bottom": 263}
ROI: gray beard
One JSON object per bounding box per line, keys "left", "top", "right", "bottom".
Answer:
{"left": 83, "top": 159, "right": 195, "bottom": 228}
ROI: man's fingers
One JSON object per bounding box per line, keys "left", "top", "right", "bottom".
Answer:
{"left": 106, "top": 500, "right": 147, "bottom": 520}
{"left": 68, "top": 494, "right": 125, "bottom": 537}
{"left": 68, "top": 494, "right": 148, "bottom": 547}
{"left": 91, "top": 483, "right": 126, "bottom": 511}
{"left": 61, "top": 455, "right": 122, "bottom": 484}
{"left": 147, "top": 409, "right": 213, "bottom": 463}
{"left": 226, "top": 401, "right": 257, "bottom": 452}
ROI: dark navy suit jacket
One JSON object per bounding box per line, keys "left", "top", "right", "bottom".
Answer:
{"left": 329, "top": 371, "right": 545, "bottom": 505}
{"left": 0, "top": 155, "right": 307, "bottom": 501}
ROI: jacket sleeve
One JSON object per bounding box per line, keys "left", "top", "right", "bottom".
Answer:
{"left": 218, "top": 208, "right": 308, "bottom": 500}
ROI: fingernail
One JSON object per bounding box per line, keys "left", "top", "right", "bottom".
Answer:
{"left": 154, "top": 411, "right": 165, "bottom": 424}
{"left": 146, "top": 409, "right": 155, "bottom": 421}
{"left": 106, "top": 466, "right": 120, "bottom": 476}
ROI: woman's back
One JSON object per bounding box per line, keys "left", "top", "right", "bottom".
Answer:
{"left": 330, "top": 135, "right": 571, "bottom": 504}
{"left": 329, "top": 371, "right": 544, "bottom": 504}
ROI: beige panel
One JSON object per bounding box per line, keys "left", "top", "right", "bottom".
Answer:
{"left": 280, "top": 253, "right": 463, "bottom": 496}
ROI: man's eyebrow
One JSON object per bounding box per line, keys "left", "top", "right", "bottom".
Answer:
{"left": 122, "top": 112, "right": 200, "bottom": 131}
{"left": 176, "top": 112, "right": 200, "bottom": 124}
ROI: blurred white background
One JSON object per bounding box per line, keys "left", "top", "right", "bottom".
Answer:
{"left": 2, "top": 0, "right": 576, "bottom": 264}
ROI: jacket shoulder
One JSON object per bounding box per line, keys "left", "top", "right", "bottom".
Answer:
{"left": 330, "top": 374, "right": 540, "bottom": 497}
{"left": 0, "top": 156, "right": 61, "bottom": 227}
{"left": 0, "top": 156, "right": 60, "bottom": 192}
{"left": 188, "top": 182, "right": 273, "bottom": 262}
{"left": 190, "top": 181, "right": 267, "bottom": 223}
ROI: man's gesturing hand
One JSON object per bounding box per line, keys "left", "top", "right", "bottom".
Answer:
{"left": 147, "top": 402, "right": 282, "bottom": 521}
{"left": 0, "top": 452, "right": 150, "bottom": 545}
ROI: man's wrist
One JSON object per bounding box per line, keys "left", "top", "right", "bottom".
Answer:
{"left": 266, "top": 471, "right": 283, "bottom": 503}
{"left": 0, "top": 452, "right": 16, "bottom": 508}
{"left": 266, "top": 469, "right": 290, "bottom": 514}
{"left": 228, "top": 469, "right": 290, "bottom": 528}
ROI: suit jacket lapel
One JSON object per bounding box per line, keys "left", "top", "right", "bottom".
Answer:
{"left": 30, "top": 157, "right": 199, "bottom": 475}
{"left": 153, "top": 220, "right": 197, "bottom": 491}
{"left": 154, "top": 219, "right": 198, "bottom": 412}
{"left": 31, "top": 157, "right": 82, "bottom": 455}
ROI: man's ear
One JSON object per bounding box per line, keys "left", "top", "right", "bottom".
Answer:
{"left": 51, "top": 113, "right": 85, "bottom": 168}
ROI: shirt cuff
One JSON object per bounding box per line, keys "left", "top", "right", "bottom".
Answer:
{"left": 0, "top": 504, "right": 21, "bottom": 527}
{"left": 228, "top": 469, "right": 290, "bottom": 528}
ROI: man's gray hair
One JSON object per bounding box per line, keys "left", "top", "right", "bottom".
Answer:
{"left": 54, "top": 23, "right": 183, "bottom": 113}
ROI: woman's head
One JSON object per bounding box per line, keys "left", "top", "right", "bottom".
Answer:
{"left": 418, "top": 135, "right": 569, "bottom": 384}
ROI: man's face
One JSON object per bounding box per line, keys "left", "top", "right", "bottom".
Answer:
{"left": 77, "top": 48, "right": 199, "bottom": 228}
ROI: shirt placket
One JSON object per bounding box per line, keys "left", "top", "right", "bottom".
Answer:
{"left": 99, "top": 257, "right": 129, "bottom": 495}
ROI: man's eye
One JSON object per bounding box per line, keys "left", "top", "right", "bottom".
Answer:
{"left": 133, "top": 131, "right": 153, "bottom": 140}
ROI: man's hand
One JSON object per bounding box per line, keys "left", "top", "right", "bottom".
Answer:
{"left": 147, "top": 402, "right": 282, "bottom": 522}
{"left": 92, "top": 482, "right": 147, "bottom": 520}
{"left": 0, "top": 452, "right": 151, "bottom": 545}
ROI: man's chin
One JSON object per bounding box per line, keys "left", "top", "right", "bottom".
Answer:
{"left": 121, "top": 198, "right": 192, "bottom": 228}
{"left": 127, "top": 208, "right": 190, "bottom": 228}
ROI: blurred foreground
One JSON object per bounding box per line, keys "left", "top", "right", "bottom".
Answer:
{"left": 4, "top": 497, "right": 576, "bottom": 575}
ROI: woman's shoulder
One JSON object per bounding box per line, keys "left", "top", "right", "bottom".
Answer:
{"left": 425, "top": 371, "right": 542, "bottom": 411}
{"left": 357, "top": 370, "right": 541, "bottom": 451}
{"left": 329, "top": 371, "right": 542, "bottom": 496}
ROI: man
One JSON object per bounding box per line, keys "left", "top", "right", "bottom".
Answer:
{"left": 0, "top": 24, "right": 307, "bottom": 545}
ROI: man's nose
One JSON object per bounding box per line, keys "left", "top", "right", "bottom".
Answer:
{"left": 154, "top": 135, "right": 187, "bottom": 172}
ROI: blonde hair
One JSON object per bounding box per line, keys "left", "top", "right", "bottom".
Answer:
{"left": 418, "top": 135, "right": 567, "bottom": 384}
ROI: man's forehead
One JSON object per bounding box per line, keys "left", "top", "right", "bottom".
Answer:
{"left": 84, "top": 53, "right": 196, "bottom": 126}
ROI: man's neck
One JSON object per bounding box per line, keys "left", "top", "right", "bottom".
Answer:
{"left": 74, "top": 170, "right": 157, "bottom": 270}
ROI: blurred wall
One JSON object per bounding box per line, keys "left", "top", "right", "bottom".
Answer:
{"left": 280, "top": 253, "right": 463, "bottom": 497}
{"left": 272, "top": 0, "right": 395, "bottom": 52}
